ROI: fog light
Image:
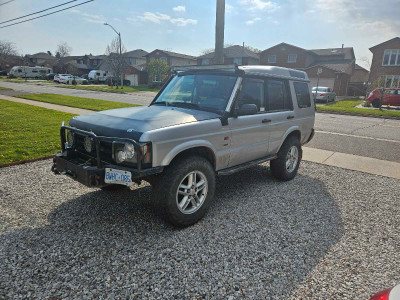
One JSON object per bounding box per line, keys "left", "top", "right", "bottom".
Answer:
{"left": 84, "top": 136, "right": 93, "bottom": 152}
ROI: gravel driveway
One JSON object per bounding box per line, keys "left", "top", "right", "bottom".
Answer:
{"left": 0, "top": 160, "right": 399, "bottom": 299}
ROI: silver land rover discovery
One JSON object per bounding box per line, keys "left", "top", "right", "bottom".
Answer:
{"left": 52, "top": 65, "right": 315, "bottom": 227}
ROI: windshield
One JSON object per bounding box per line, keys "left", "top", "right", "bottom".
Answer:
{"left": 312, "top": 87, "right": 328, "bottom": 92}
{"left": 152, "top": 74, "right": 238, "bottom": 114}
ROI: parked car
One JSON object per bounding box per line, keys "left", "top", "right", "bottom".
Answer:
{"left": 0, "top": 70, "right": 8, "bottom": 76}
{"left": 370, "top": 283, "right": 400, "bottom": 300}
{"left": 54, "top": 74, "right": 71, "bottom": 83}
{"left": 312, "top": 86, "right": 336, "bottom": 103}
{"left": 59, "top": 76, "right": 85, "bottom": 85}
{"left": 81, "top": 74, "right": 89, "bottom": 80}
{"left": 367, "top": 88, "right": 400, "bottom": 108}
{"left": 46, "top": 73, "right": 56, "bottom": 80}
{"left": 52, "top": 65, "right": 315, "bottom": 227}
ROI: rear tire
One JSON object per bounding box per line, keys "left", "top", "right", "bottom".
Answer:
{"left": 372, "top": 99, "right": 381, "bottom": 108}
{"left": 270, "top": 136, "right": 302, "bottom": 181}
{"left": 152, "top": 156, "right": 216, "bottom": 227}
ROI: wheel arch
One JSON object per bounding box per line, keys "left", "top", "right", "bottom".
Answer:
{"left": 161, "top": 141, "right": 217, "bottom": 169}
{"left": 277, "top": 127, "right": 301, "bottom": 152}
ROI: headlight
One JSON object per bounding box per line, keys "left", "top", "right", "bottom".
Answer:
{"left": 113, "top": 142, "right": 136, "bottom": 164}
{"left": 368, "top": 92, "right": 374, "bottom": 97}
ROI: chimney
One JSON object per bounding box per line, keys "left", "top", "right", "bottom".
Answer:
{"left": 341, "top": 44, "right": 344, "bottom": 52}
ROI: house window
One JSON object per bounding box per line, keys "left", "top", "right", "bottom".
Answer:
{"left": 92, "top": 60, "right": 98, "bottom": 66}
{"left": 268, "top": 55, "right": 276, "bottom": 63}
{"left": 150, "top": 57, "right": 155, "bottom": 62}
{"left": 153, "top": 73, "right": 161, "bottom": 82}
{"left": 288, "top": 54, "right": 297, "bottom": 63}
{"left": 233, "top": 57, "right": 243, "bottom": 65}
{"left": 380, "top": 75, "right": 400, "bottom": 88}
{"left": 382, "top": 49, "right": 400, "bottom": 66}
{"left": 201, "top": 59, "right": 210, "bottom": 65}
{"left": 160, "top": 57, "right": 167, "bottom": 63}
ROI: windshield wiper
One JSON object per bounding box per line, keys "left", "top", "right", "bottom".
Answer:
{"left": 151, "top": 101, "right": 169, "bottom": 106}
{"left": 169, "top": 102, "right": 200, "bottom": 109}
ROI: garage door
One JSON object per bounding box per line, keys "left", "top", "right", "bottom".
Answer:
{"left": 125, "top": 74, "right": 138, "bottom": 86}
{"left": 309, "top": 77, "right": 335, "bottom": 90}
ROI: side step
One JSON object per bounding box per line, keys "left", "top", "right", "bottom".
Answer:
{"left": 217, "top": 155, "right": 277, "bottom": 176}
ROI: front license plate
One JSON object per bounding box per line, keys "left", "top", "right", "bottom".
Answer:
{"left": 105, "top": 168, "right": 133, "bottom": 186}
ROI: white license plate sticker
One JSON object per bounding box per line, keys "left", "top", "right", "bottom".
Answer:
{"left": 105, "top": 168, "right": 133, "bottom": 186}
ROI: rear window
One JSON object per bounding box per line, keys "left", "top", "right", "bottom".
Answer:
{"left": 266, "top": 79, "right": 292, "bottom": 111}
{"left": 294, "top": 82, "right": 311, "bottom": 108}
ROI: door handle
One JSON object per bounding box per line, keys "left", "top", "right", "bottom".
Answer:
{"left": 287, "top": 116, "right": 295, "bottom": 119}
{"left": 262, "top": 119, "right": 271, "bottom": 123}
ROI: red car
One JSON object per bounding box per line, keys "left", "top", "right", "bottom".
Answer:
{"left": 367, "top": 88, "right": 400, "bottom": 108}
{"left": 369, "top": 283, "right": 400, "bottom": 300}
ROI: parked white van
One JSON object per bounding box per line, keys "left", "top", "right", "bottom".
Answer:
{"left": 9, "top": 66, "right": 52, "bottom": 78}
{"left": 88, "top": 70, "right": 107, "bottom": 82}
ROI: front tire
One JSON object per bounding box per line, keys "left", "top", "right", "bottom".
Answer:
{"left": 153, "top": 156, "right": 216, "bottom": 227}
{"left": 270, "top": 136, "right": 302, "bottom": 181}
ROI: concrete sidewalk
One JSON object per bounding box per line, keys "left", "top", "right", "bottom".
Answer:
{"left": 1, "top": 95, "right": 93, "bottom": 115}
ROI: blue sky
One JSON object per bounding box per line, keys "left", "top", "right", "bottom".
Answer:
{"left": 1, "top": 0, "right": 399, "bottom": 69}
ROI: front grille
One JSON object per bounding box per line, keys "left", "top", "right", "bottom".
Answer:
{"left": 74, "top": 134, "right": 114, "bottom": 164}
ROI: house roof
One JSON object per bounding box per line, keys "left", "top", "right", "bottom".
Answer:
{"left": 369, "top": 37, "right": 400, "bottom": 51}
{"left": 261, "top": 42, "right": 308, "bottom": 54}
{"left": 145, "top": 49, "right": 197, "bottom": 60}
{"left": 354, "top": 64, "right": 369, "bottom": 72}
{"left": 197, "top": 45, "right": 260, "bottom": 60}
{"left": 26, "top": 52, "right": 56, "bottom": 60}
{"left": 309, "top": 47, "right": 354, "bottom": 60}
{"left": 124, "top": 49, "right": 148, "bottom": 58}
{"left": 306, "top": 60, "right": 354, "bottom": 75}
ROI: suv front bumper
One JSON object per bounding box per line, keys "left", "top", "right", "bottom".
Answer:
{"left": 52, "top": 153, "right": 163, "bottom": 188}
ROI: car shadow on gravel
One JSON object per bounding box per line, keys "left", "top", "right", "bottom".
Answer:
{"left": 0, "top": 164, "right": 344, "bottom": 299}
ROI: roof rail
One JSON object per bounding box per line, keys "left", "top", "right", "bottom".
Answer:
{"left": 172, "top": 64, "right": 238, "bottom": 73}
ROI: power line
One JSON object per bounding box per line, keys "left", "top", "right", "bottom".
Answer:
{"left": 0, "top": 0, "right": 79, "bottom": 25}
{"left": 0, "top": 0, "right": 94, "bottom": 29}
{"left": 0, "top": 0, "right": 15, "bottom": 7}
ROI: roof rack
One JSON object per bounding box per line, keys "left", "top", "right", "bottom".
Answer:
{"left": 171, "top": 64, "right": 238, "bottom": 73}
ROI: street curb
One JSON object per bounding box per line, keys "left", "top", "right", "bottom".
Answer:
{"left": 55, "top": 85, "right": 128, "bottom": 94}
{"left": 0, "top": 155, "right": 54, "bottom": 168}
{"left": 316, "top": 110, "right": 400, "bottom": 120}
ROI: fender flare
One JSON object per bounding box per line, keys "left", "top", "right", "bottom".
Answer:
{"left": 160, "top": 140, "right": 217, "bottom": 167}
{"left": 277, "top": 126, "right": 301, "bottom": 151}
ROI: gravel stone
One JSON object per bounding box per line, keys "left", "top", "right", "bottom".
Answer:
{"left": 0, "top": 159, "right": 399, "bottom": 299}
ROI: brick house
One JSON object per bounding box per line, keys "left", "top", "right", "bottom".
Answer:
{"left": 145, "top": 49, "right": 197, "bottom": 83}
{"left": 260, "top": 43, "right": 356, "bottom": 96}
{"left": 54, "top": 54, "right": 107, "bottom": 76}
{"left": 348, "top": 64, "right": 369, "bottom": 96}
{"left": 196, "top": 45, "right": 260, "bottom": 66}
{"left": 368, "top": 37, "right": 400, "bottom": 88}
{"left": 25, "top": 52, "right": 57, "bottom": 68}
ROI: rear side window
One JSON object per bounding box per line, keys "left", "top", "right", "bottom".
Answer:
{"left": 293, "top": 82, "right": 311, "bottom": 108}
{"left": 238, "top": 78, "right": 265, "bottom": 112}
{"left": 266, "top": 79, "right": 292, "bottom": 111}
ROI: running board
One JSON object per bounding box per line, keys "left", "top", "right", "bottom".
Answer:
{"left": 217, "top": 155, "right": 278, "bottom": 176}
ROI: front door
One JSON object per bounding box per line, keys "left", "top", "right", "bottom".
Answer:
{"left": 228, "top": 78, "right": 270, "bottom": 167}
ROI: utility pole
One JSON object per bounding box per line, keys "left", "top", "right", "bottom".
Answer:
{"left": 215, "top": 0, "right": 225, "bottom": 65}
{"left": 104, "top": 22, "right": 123, "bottom": 89}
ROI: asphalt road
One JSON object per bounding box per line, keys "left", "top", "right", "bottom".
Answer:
{"left": 1, "top": 80, "right": 400, "bottom": 162}
{"left": 309, "top": 113, "right": 400, "bottom": 163}
{"left": 0, "top": 81, "right": 156, "bottom": 106}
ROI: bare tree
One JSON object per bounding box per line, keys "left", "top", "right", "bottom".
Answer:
{"left": 201, "top": 43, "right": 261, "bottom": 55}
{"left": 55, "top": 42, "right": 72, "bottom": 58}
{"left": 104, "top": 37, "right": 127, "bottom": 86}
{"left": 0, "top": 40, "right": 19, "bottom": 69}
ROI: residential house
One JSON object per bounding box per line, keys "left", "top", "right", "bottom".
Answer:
{"left": 54, "top": 54, "right": 107, "bottom": 75}
{"left": 0, "top": 54, "right": 24, "bottom": 71}
{"left": 25, "top": 52, "right": 57, "bottom": 68}
{"left": 123, "top": 49, "right": 148, "bottom": 67}
{"left": 368, "top": 37, "right": 400, "bottom": 88}
{"left": 348, "top": 64, "right": 369, "bottom": 96}
{"left": 145, "top": 49, "right": 197, "bottom": 83}
{"left": 196, "top": 45, "right": 260, "bottom": 66}
{"left": 260, "top": 42, "right": 356, "bottom": 96}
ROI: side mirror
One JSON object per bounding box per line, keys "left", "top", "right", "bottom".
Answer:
{"left": 237, "top": 104, "right": 258, "bottom": 116}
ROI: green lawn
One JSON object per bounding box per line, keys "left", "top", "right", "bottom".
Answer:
{"left": 317, "top": 99, "right": 400, "bottom": 118}
{"left": 0, "top": 87, "right": 11, "bottom": 90}
{"left": 17, "top": 93, "right": 139, "bottom": 111}
{"left": 61, "top": 84, "right": 160, "bottom": 93}
{"left": 0, "top": 99, "right": 76, "bottom": 164}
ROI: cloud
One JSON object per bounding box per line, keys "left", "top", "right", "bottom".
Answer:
{"left": 81, "top": 13, "right": 105, "bottom": 24}
{"left": 136, "top": 12, "right": 197, "bottom": 26}
{"left": 246, "top": 17, "right": 261, "bottom": 25}
{"left": 239, "top": 0, "right": 280, "bottom": 11}
{"left": 226, "top": 4, "right": 234, "bottom": 13}
{"left": 173, "top": 5, "right": 186, "bottom": 12}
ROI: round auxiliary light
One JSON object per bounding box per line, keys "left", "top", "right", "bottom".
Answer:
{"left": 84, "top": 136, "right": 93, "bottom": 153}
{"left": 67, "top": 131, "right": 74, "bottom": 146}
{"left": 116, "top": 150, "right": 127, "bottom": 163}
{"left": 124, "top": 143, "right": 135, "bottom": 159}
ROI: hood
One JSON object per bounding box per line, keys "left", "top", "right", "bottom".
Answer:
{"left": 68, "top": 105, "right": 220, "bottom": 140}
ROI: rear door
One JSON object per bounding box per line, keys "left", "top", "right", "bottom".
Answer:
{"left": 228, "top": 77, "right": 271, "bottom": 167}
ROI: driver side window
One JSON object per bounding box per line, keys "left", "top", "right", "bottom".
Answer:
{"left": 238, "top": 78, "right": 265, "bottom": 112}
